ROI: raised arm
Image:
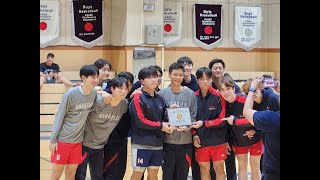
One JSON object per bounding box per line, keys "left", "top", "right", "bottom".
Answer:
{"left": 243, "top": 76, "right": 263, "bottom": 125}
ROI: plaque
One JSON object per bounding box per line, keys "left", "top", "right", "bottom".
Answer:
{"left": 167, "top": 107, "right": 192, "bottom": 126}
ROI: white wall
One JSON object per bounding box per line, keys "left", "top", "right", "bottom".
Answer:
{"left": 43, "top": 0, "right": 280, "bottom": 48}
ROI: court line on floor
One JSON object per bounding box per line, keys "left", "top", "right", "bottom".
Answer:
{"left": 40, "top": 136, "right": 50, "bottom": 140}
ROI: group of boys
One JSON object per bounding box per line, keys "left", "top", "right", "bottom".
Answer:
{"left": 46, "top": 55, "right": 280, "bottom": 180}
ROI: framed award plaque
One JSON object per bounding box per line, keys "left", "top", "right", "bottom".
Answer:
{"left": 167, "top": 107, "right": 192, "bottom": 126}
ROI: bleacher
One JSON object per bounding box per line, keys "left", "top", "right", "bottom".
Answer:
{"left": 40, "top": 71, "right": 115, "bottom": 132}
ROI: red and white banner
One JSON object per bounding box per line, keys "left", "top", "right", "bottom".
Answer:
{"left": 40, "top": 0, "right": 60, "bottom": 48}
{"left": 234, "top": 6, "right": 262, "bottom": 51}
{"left": 71, "top": 0, "right": 104, "bottom": 48}
{"left": 163, "top": 2, "right": 183, "bottom": 48}
{"left": 193, "top": 4, "right": 223, "bottom": 50}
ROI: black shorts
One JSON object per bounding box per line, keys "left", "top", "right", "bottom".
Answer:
{"left": 46, "top": 78, "right": 56, "bottom": 83}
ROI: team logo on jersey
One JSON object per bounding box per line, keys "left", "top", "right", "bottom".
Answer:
{"left": 209, "top": 106, "right": 215, "bottom": 110}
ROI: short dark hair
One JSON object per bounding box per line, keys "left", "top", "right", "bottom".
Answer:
{"left": 169, "top": 62, "right": 185, "bottom": 74}
{"left": 196, "top": 67, "right": 212, "bottom": 79}
{"left": 208, "top": 59, "right": 225, "bottom": 69}
{"left": 153, "top": 65, "right": 163, "bottom": 76}
{"left": 47, "top": 53, "right": 54, "bottom": 58}
{"left": 138, "top": 66, "right": 158, "bottom": 80}
{"left": 93, "top": 59, "right": 112, "bottom": 70}
{"left": 79, "top": 64, "right": 99, "bottom": 79}
{"left": 117, "top": 71, "right": 134, "bottom": 84}
{"left": 262, "top": 74, "right": 273, "bottom": 79}
{"left": 111, "top": 77, "right": 128, "bottom": 89}
{"left": 177, "top": 56, "right": 193, "bottom": 65}
{"left": 218, "top": 73, "right": 235, "bottom": 90}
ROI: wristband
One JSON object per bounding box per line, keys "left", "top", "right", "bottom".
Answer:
{"left": 249, "top": 87, "right": 256, "bottom": 92}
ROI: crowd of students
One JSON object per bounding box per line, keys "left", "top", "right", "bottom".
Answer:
{"left": 43, "top": 53, "right": 280, "bottom": 180}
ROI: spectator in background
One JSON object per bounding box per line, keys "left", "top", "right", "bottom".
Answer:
{"left": 272, "top": 78, "right": 280, "bottom": 96}
{"left": 40, "top": 53, "right": 74, "bottom": 90}
{"left": 243, "top": 76, "right": 280, "bottom": 180}
{"left": 241, "top": 78, "right": 253, "bottom": 95}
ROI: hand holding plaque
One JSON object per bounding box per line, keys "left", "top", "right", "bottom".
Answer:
{"left": 167, "top": 107, "right": 192, "bottom": 127}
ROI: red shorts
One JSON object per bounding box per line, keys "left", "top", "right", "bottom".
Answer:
{"left": 233, "top": 140, "right": 264, "bottom": 156}
{"left": 51, "top": 141, "right": 83, "bottom": 164}
{"left": 195, "top": 144, "right": 227, "bottom": 162}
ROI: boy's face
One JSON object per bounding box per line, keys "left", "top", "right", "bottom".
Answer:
{"left": 211, "top": 63, "right": 224, "bottom": 79}
{"left": 46, "top": 57, "right": 54, "bottom": 66}
{"left": 112, "top": 83, "right": 129, "bottom": 100}
{"left": 169, "top": 69, "right": 184, "bottom": 86}
{"left": 99, "top": 64, "right": 110, "bottom": 81}
{"left": 219, "top": 83, "right": 235, "bottom": 103}
{"left": 82, "top": 74, "right": 99, "bottom": 89}
{"left": 181, "top": 62, "right": 193, "bottom": 76}
{"left": 198, "top": 74, "right": 212, "bottom": 91}
{"left": 141, "top": 75, "right": 158, "bottom": 90}
{"left": 253, "top": 88, "right": 263, "bottom": 103}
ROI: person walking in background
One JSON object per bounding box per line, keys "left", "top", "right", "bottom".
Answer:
{"left": 49, "top": 65, "right": 99, "bottom": 180}
{"left": 243, "top": 76, "right": 280, "bottom": 180}
{"left": 40, "top": 53, "right": 74, "bottom": 90}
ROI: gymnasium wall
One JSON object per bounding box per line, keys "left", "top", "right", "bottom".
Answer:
{"left": 40, "top": 0, "right": 280, "bottom": 79}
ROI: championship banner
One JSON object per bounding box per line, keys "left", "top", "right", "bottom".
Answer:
{"left": 40, "top": 0, "right": 60, "bottom": 48}
{"left": 193, "top": 4, "right": 222, "bottom": 50}
{"left": 234, "top": 6, "right": 262, "bottom": 51}
{"left": 71, "top": 0, "right": 103, "bottom": 48}
{"left": 163, "top": 2, "right": 183, "bottom": 48}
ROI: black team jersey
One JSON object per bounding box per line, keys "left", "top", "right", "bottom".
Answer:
{"left": 129, "top": 90, "right": 166, "bottom": 147}
{"left": 226, "top": 94, "right": 261, "bottom": 147}
{"left": 194, "top": 86, "right": 228, "bottom": 147}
